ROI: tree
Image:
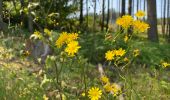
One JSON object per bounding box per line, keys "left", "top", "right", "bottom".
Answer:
{"left": 79, "top": 0, "right": 83, "bottom": 25}
{"left": 28, "top": 0, "right": 33, "bottom": 33}
{"left": 128, "top": 0, "right": 132, "bottom": 15}
{"left": 137, "top": 0, "right": 139, "bottom": 11}
{"left": 106, "top": 0, "right": 110, "bottom": 31}
{"left": 93, "top": 0, "right": 96, "bottom": 32}
{"left": 167, "top": 0, "right": 170, "bottom": 42}
{"left": 147, "top": 0, "right": 159, "bottom": 42}
{"left": 0, "top": 0, "right": 8, "bottom": 32}
{"left": 86, "top": 0, "right": 88, "bottom": 28}
{"left": 121, "top": 0, "right": 125, "bottom": 16}
{"left": 101, "top": 0, "right": 105, "bottom": 31}
{"left": 162, "top": 0, "right": 166, "bottom": 36}
{"left": 166, "top": 0, "right": 169, "bottom": 35}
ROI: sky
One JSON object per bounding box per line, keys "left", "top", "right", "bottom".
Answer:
{"left": 81, "top": 0, "right": 163, "bottom": 18}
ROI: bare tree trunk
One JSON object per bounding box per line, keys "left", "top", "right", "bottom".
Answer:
{"left": 132, "top": 0, "right": 134, "bottom": 16}
{"left": 121, "top": 0, "right": 125, "bottom": 16}
{"left": 147, "top": 0, "right": 159, "bottom": 42}
{"left": 110, "top": 0, "right": 113, "bottom": 23}
{"left": 93, "top": 0, "right": 96, "bottom": 32}
{"left": 0, "top": 0, "right": 8, "bottom": 32}
{"left": 162, "top": 0, "right": 166, "bottom": 36}
{"left": 144, "top": 0, "right": 146, "bottom": 11}
{"left": 167, "top": 0, "right": 170, "bottom": 42}
{"left": 128, "top": 0, "right": 132, "bottom": 15}
{"left": 86, "top": 0, "right": 88, "bottom": 28}
{"left": 144, "top": 0, "right": 146, "bottom": 20}
{"left": 166, "top": 0, "right": 169, "bottom": 35}
{"left": 137, "top": 0, "right": 139, "bottom": 11}
{"left": 80, "top": 0, "right": 83, "bottom": 25}
{"left": 28, "top": 0, "right": 33, "bottom": 33}
{"left": 118, "top": 0, "right": 121, "bottom": 17}
{"left": 106, "top": 0, "right": 110, "bottom": 31}
{"left": 101, "top": 0, "right": 105, "bottom": 31}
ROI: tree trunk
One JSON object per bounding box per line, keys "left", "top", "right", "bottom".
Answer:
{"left": 147, "top": 0, "right": 159, "bottom": 42}
{"left": 101, "top": 0, "right": 105, "bottom": 31}
{"left": 131, "top": 0, "right": 134, "bottom": 16}
{"left": 86, "top": 0, "right": 88, "bottom": 28}
{"left": 128, "top": 0, "right": 132, "bottom": 15}
{"left": 28, "top": 0, "right": 33, "bottom": 33}
{"left": 80, "top": 0, "right": 83, "bottom": 25}
{"left": 121, "top": 0, "right": 125, "bottom": 16}
{"left": 166, "top": 0, "right": 169, "bottom": 35}
{"left": 144, "top": 0, "right": 146, "bottom": 20}
{"left": 162, "top": 0, "right": 166, "bottom": 36}
{"left": 167, "top": 0, "right": 170, "bottom": 42}
{"left": 93, "top": 0, "right": 96, "bottom": 32}
{"left": 106, "top": 0, "right": 110, "bottom": 31}
{"left": 0, "top": 0, "right": 8, "bottom": 32}
{"left": 137, "top": 0, "right": 139, "bottom": 11}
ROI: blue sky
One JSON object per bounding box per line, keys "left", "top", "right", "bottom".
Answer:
{"left": 83, "top": 0, "right": 162, "bottom": 18}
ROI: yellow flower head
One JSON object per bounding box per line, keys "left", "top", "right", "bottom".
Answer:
{"left": 44, "top": 28, "right": 51, "bottom": 36}
{"left": 123, "top": 57, "right": 129, "bottom": 62}
{"left": 66, "top": 33, "right": 79, "bottom": 43}
{"left": 55, "top": 32, "right": 79, "bottom": 48}
{"left": 23, "top": 50, "right": 30, "bottom": 56}
{"left": 116, "top": 15, "right": 133, "bottom": 29}
{"left": 65, "top": 41, "right": 81, "bottom": 57}
{"left": 162, "top": 62, "right": 170, "bottom": 68}
{"left": 81, "top": 92, "right": 85, "bottom": 97}
{"left": 101, "top": 76, "right": 109, "bottom": 84}
{"left": 111, "top": 83, "right": 122, "bottom": 97}
{"left": 104, "top": 83, "right": 112, "bottom": 92}
{"left": 124, "top": 35, "right": 128, "bottom": 43}
{"left": 105, "top": 50, "right": 115, "bottom": 61}
{"left": 30, "top": 31, "right": 42, "bottom": 39}
{"left": 133, "top": 49, "right": 140, "bottom": 57}
{"left": 115, "top": 48, "right": 126, "bottom": 57}
{"left": 132, "top": 20, "right": 150, "bottom": 33}
{"left": 56, "top": 32, "right": 69, "bottom": 48}
{"left": 88, "top": 87, "right": 102, "bottom": 100}
{"left": 135, "top": 10, "right": 146, "bottom": 18}
{"left": 43, "top": 94, "right": 49, "bottom": 100}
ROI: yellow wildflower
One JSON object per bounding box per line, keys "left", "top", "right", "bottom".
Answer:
{"left": 81, "top": 92, "right": 85, "bottom": 97}
{"left": 104, "top": 83, "right": 113, "bottom": 92}
{"left": 88, "top": 87, "right": 102, "bottom": 100}
{"left": 30, "top": 31, "right": 42, "bottom": 39}
{"left": 65, "top": 41, "right": 81, "bottom": 57}
{"left": 135, "top": 10, "right": 146, "bottom": 18}
{"left": 133, "top": 49, "right": 140, "bottom": 57}
{"left": 124, "top": 35, "right": 128, "bottom": 43}
{"left": 66, "top": 33, "right": 79, "bottom": 43}
{"left": 43, "top": 94, "right": 49, "bottom": 100}
{"left": 56, "top": 32, "right": 68, "bottom": 48}
{"left": 123, "top": 57, "right": 129, "bottom": 62}
{"left": 116, "top": 15, "right": 133, "bottom": 29}
{"left": 132, "top": 20, "right": 150, "bottom": 33}
{"left": 105, "top": 50, "right": 115, "bottom": 61}
{"left": 115, "top": 48, "right": 126, "bottom": 57}
{"left": 101, "top": 76, "right": 109, "bottom": 84}
{"left": 23, "top": 50, "right": 30, "bottom": 56}
{"left": 111, "top": 83, "right": 122, "bottom": 97}
{"left": 56, "top": 32, "right": 79, "bottom": 48}
{"left": 44, "top": 28, "right": 51, "bottom": 36}
{"left": 162, "top": 62, "right": 170, "bottom": 68}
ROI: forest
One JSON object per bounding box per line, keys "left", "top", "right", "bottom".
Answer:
{"left": 0, "top": 0, "right": 170, "bottom": 100}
